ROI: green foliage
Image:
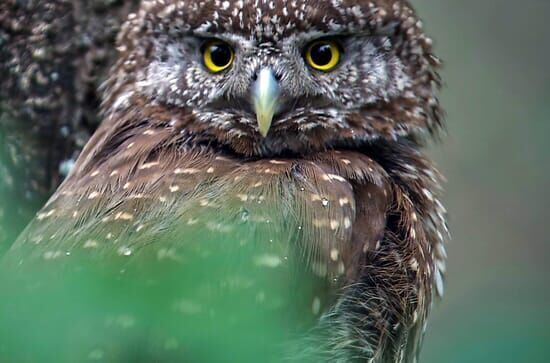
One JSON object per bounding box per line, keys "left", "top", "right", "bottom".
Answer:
{"left": 0, "top": 237, "right": 321, "bottom": 362}
{"left": 0, "top": 124, "right": 325, "bottom": 362}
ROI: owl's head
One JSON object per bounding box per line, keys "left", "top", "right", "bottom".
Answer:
{"left": 102, "top": 0, "right": 442, "bottom": 157}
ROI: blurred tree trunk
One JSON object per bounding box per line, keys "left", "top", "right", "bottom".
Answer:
{"left": 0, "top": 0, "right": 140, "bottom": 253}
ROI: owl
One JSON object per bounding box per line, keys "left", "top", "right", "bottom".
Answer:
{"left": 6, "top": 0, "right": 448, "bottom": 362}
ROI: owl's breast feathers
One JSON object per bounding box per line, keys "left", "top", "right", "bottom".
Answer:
{"left": 8, "top": 123, "right": 447, "bottom": 361}
{"left": 13, "top": 147, "right": 389, "bottom": 281}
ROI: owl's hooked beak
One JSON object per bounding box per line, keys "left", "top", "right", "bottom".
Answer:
{"left": 252, "top": 68, "right": 280, "bottom": 137}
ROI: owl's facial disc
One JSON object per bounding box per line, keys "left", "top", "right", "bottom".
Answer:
{"left": 105, "top": 0, "right": 441, "bottom": 156}
{"left": 252, "top": 68, "right": 281, "bottom": 137}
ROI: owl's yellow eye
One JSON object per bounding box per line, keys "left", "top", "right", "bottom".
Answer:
{"left": 305, "top": 40, "right": 341, "bottom": 72}
{"left": 202, "top": 40, "right": 234, "bottom": 73}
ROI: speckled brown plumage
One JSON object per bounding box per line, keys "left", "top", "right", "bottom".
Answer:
{"left": 7, "top": 1, "right": 448, "bottom": 361}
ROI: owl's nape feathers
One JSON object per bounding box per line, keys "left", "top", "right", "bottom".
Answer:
{"left": 6, "top": 0, "right": 448, "bottom": 362}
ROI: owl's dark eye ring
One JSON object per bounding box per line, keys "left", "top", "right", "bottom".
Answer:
{"left": 201, "top": 40, "right": 234, "bottom": 73}
{"left": 304, "top": 40, "right": 342, "bottom": 72}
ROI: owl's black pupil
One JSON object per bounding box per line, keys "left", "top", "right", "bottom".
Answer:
{"left": 209, "top": 44, "right": 232, "bottom": 67}
{"left": 310, "top": 43, "right": 333, "bottom": 66}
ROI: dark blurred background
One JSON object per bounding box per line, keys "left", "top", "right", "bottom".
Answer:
{"left": 415, "top": 1, "right": 550, "bottom": 362}
{"left": 0, "top": 1, "right": 548, "bottom": 362}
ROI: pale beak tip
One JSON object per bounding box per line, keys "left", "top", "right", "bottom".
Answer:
{"left": 259, "top": 128, "right": 270, "bottom": 138}
{"left": 252, "top": 68, "right": 279, "bottom": 139}
{"left": 257, "top": 115, "right": 272, "bottom": 138}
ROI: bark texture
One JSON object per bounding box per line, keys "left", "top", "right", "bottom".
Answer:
{"left": 0, "top": 0, "right": 139, "bottom": 252}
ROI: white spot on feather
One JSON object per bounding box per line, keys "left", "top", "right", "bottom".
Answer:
{"left": 254, "top": 254, "right": 282, "bottom": 268}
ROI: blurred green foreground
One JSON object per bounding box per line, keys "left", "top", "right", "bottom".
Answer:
{"left": 0, "top": 235, "right": 320, "bottom": 362}
{"left": 0, "top": 136, "right": 323, "bottom": 362}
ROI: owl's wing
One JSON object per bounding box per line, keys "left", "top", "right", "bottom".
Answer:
{"left": 361, "top": 141, "right": 448, "bottom": 363}
{"left": 291, "top": 142, "right": 448, "bottom": 363}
